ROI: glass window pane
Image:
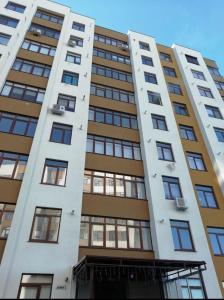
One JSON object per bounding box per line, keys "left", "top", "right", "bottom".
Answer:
{"left": 0, "top": 117, "right": 13, "bottom": 132}
{"left": 91, "top": 224, "right": 104, "bottom": 246}
{"left": 125, "top": 181, "right": 136, "bottom": 198}
{"left": 106, "top": 177, "right": 114, "bottom": 195}
{"left": 39, "top": 286, "right": 51, "bottom": 299}
{"left": 19, "top": 287, "right": 38, "bottom": 299}
{"left": 48, "top": 217, "right": 60, "bottom": 241}
{"left": 128, "top": 227, "right": 141, "bottom": 248}
{"left": 13, "top": 120, "right": 27, "bottom": 135}
{"left": 106, "top": 225, "right": 115, "bottom": 248}
{"left": 142, "top": 227, "right": 152, "bottom": 250}
{"left": 117, "top": 226, "right": 127, "bottom": 248}
{"left": 116, "top": 179, "right": 125, "bottom": 197}
{"left": 93, "top": 177, "right": 104, "bottom": 194}
{"left": 95, "top": 141, "right": 104, "bottom": 154}
{"left": 57, "top": 167, "right": 66, "bottom": 186}
{"left": 43, "top": 166, "right": 57, "bottom": 184}
{"left": 32, "top": 216, "right": 48, "bottom": 240}
{"left": 179, "top": 229, "right": 193, "bottom": 250}
{"left": 80, "top": 223, "right": 89, "bottom": 246}
{"left": 14, "top": 160, "right": 26, "bottom": 180}
{"left": 0, "top": 159, "right": 15, "bottom": 178}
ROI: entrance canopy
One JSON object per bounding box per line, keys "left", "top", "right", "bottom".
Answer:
{"left": 73, "top": 255, "right": 206, "bottom": 282}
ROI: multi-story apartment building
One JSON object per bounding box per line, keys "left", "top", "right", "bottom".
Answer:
{"left": 0, "top": 0, "right": 223, "bottom": 298}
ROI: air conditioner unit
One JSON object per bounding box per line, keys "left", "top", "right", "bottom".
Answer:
{"left": 175, "top": 197, "right": 188, "bottom": 211}
{"left": 51, "top": 104, "right": 65, "bottom": 115}
{"left": 120, "top": 44, "right": 129, "bottom": 51}
{"left": 31, "top": 28, "right": 42, "bottom": 37}
{"left": 68, "top": 39, "right": 77, "bottom": 47}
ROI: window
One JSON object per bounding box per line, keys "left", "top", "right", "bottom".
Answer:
{"left": 66, "top": 52, "right": 81, "bottom": 64}
{"left": 18, "top": 274, "right": 53, "bottom": 299}
{"left": 173, "top": 102, "right": 188, "bottom": 116}
{"left": 162, "top": 176, "right": 182, "bottom": 200}
{"left": 22, "top": 40, "right": 56, "bottom": 56}
{"left": 185, "top": 54, "right": 199, "bottom": 65}
{"left": 0, "top": 151, "right": 28, "bottom": 180}
{"left": 205, "top": 105, "right": 223, "bottom": 119}
{"left": 0, "top": 203, "right": 15, "bottom": 239}
{"left": 72, "top": 21, "right": 85, "bottom": 31}
{"left": 62, "top": 71, "right": 79, "bottom": 86}
{"left": 69, "top": 35, "right": 83, "bottom": 47}
{"left": 179, "top": 125, "right": 197, "bottom": 141}
{"left": 6, "top": 2, "right": 26, "bottom": 13}
{"left": 141, "top": 56, "right": 153, "bottom": 66}
{"left": 0, "top": 15, "right": 19, "bottom": 28}
{"left": 57, "top": 94, "right": 76, "bottom": 112}
{"left": 12, "top": 59, "right": 51, "bottom": 78}
{"left": 171, "top": 220, "right": 194, "bottom": 251}
{"left": 1, "top": 81, "right": 45, "bottom": 103}
{"left": 35, "top": 9, "right": 63, "bottom": 25}
{"left": 0, "top": 33, "right": 11, "bottom": 45}
{"left": 80, "top": 216, "right": 152, "bottom": 250}
{"left": 168, "top": 83, "right": 182, "bottom": 95}
{"left": 156, "top": 142, "right": 174, "bottom": 161}
{"left": 214, "top": 127, "right": 224, "bottom": 142}
{"left": 187, "top": 152, "right": 206, "bottom": 171}
{"left": 90, "top": 83, "right": 135, "bottom": 104}
{"left": 196, "top": 185, "right": 217, "bottom": 208}
{"left": 29, "top": 24, "right": 60, "bottom": 40}
{"left": 87, "top": 135, "right": 141, "bottom": 160}
{"left": 42, "top": 159, "right": 68, "bottom": 186}
{"left": 180, "top": 276, "right": 205, "bottom": 299}
{"left": 84, "top": 170, "right": 146, "bottom": 200}
{"left": 147, "top": 91, "right": 162, "bottom": 105}
{"left": 94, "top": 33, "right": 129, "bottom": 49}
{"left": 145, "top": 72, "right": 157, "bottom": 84}
{"left": 207, "top": 66, "right": 221, "bottom": 77}
{"left": 92, "top": 64, "right": 132, "bottom": 83}
{"left": 163, "top": 66, "right": 176, "bottom": 77}
{"left": 215, "top": 81, "right": 224, "bottom": 91}
{"left": 160, "top": 52, "right": 172, "bottom": 62}
{"left": 198, "top": 86, "right": 214, "bottom": 98}
{"left": 50, "top": 123, "right": 72, "bottom": 145}
{"left": 89, "top": 106, "right": 138, "bottom": 129}
{"left": 0, "top": 112, "right": 37, "bottom": 137}
{"left": 152, "top": 114, "right": 167, "bottom": 130}
{"left": 139, "top": 42, "right": 150, "bottom": 51}
{"left": 93, "top": 48, "right": 130, "bottom": 64}
{"left": 30, "top": 207, "right": 61, "bottom": 243}
{"left": 208, "top": 227, "right": 224, "bottom": 255}
{"left": 191, "top": 69, "right": 206, "bottom": 81}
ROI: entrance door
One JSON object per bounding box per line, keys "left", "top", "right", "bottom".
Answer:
{"left": 94, "top": 280, "right": 126, "bottom": 299}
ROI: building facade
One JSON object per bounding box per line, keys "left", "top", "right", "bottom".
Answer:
{"left": 0, "top": 0, "right": 223, "bottom": 298}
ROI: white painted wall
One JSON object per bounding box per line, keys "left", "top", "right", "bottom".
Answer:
{"left": 128, "top": 31, "right": 222, "bottom": 298}
{"left": 0, "top": 0, "right": 95, "bottom": 298}
{"left": 173, "top": 44, "right": 224, "bottom": 196}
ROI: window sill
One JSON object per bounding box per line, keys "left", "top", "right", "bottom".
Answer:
{"left": 29, "top": 240, "right": 58, "bottom": 244}
{"left": 40, "top": 182, "right": 66, "bottom": 188}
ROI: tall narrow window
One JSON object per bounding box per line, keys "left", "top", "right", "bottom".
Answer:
{"left": 170, "top": 220, "right": 194, "bottom": 251}
{"left": 162, "top": 176, "right": 182, "bottom": 200}
{"left": 50, "top": 123, "right": 72, "bottom": 145}
{"left": 0, "top": 203, "right": 15, "bottom": 239}
{"left": 208, "top": 227, "right": 224, "bottom": 255}
{"left": 156, "top": 142, "right": 174, "bottom": 161}
{"left": 18, "top": 274, "right": 53, "bottom": 299}
{"left": 187, "top": 152, "right": 206, "bottom": 171}
{"left": 30, "top": 207, "right": 61, "bottom": 243}
{"left": 42, "top": 159, "right": 68, "bottom": 186}
{"left": 195, "top": 185, "right": 217, "bottom": 208}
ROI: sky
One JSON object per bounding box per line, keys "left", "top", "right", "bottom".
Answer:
{"left": 56, "top": 0, "right": 224, "bottom": 74}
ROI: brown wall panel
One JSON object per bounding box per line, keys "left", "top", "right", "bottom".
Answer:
{"left": 95, "top": 26, "right": 128, "bottom": 43}
{"left": 7, "top": 71, "right": 48, "bottom": 89}
{"left": 17, "top": 49, "right": 54, "bottom": 66}
{"left": 91, "top": 74, "right": 134, "bottom": 92}
{"left": 0, "top": 240, "right": 6, "bottom": 263}
{"left": 90, "top": 96, "right": 137, "bottom": 115}
{"left": 79, "top": 247, "right": 154, "bottom": 260}
{"left": 85, "top": 153, "right": 144, "bottom": 177}
{"left": 32, "top": 17, "right": 62, "bottom": 31}
{"left": 25, "top": 32, "right": 58, "bottom": 47}
{"left": 82, "top": 194, "right": 149, "bottom": 220}
{"left": 0, "top": 133, "right": 32, "bottom": 154}
{"left": 92, "top": 57, "right": 132, "bottom": 73}
{"left": 88, "top": 121, "right": 140, "bottom": 142}
{"left": 0, "top": 179, "right": 21, "bottom": 204}
{"left": 0, "top": 96, "right": 41, "bottom": 118}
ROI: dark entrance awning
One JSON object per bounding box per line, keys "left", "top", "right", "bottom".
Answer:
{"left": 73, "top": 255, "right": 206, "bottom": 282}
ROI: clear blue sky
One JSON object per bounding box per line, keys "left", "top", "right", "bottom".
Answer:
{"left": 56, "top": 0, "right": 224, "bottom": 74}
